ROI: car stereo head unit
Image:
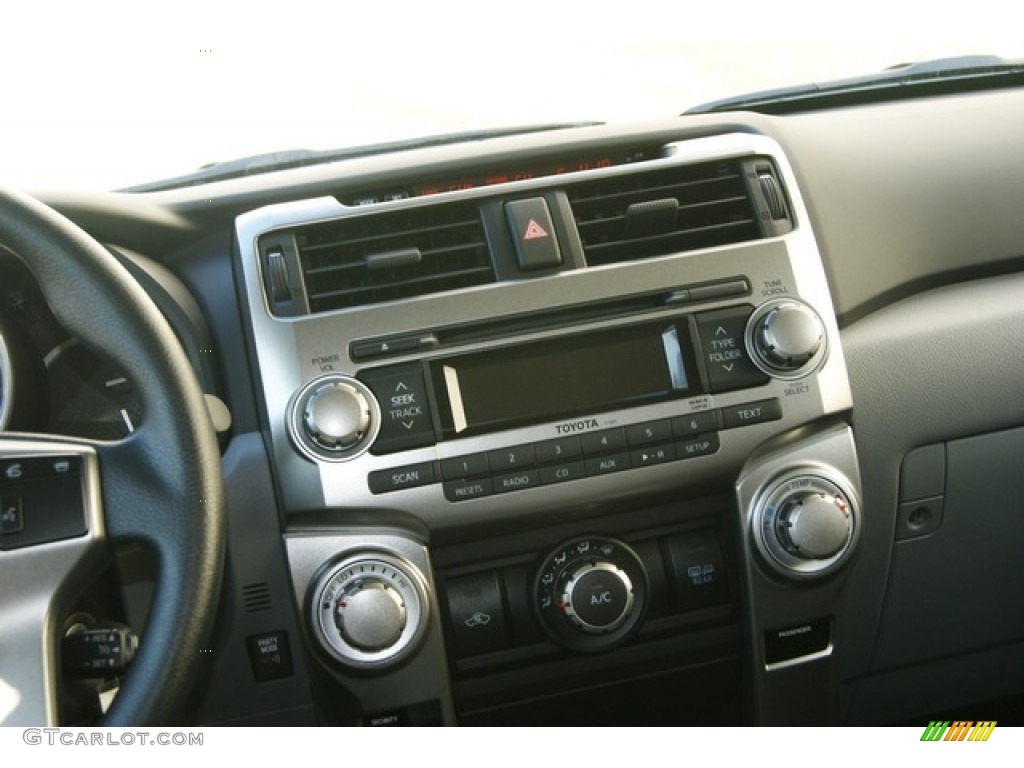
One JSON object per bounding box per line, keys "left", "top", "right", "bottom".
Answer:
{"left": 235, "top": 132, "right": 852, "bottom": 530}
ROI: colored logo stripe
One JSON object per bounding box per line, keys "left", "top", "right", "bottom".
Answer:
{"left": 968, "top": 722, "right": 997, "bottom": 741}
{"left": 920, "top": 720, "right": 996, "bottom": 742}
{"left": 944, "top": 721, "right": 973, "bottom": 741}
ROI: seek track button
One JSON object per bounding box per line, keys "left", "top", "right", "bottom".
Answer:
{"left": 359, "top": 364, "right": 436, "bottom": 453}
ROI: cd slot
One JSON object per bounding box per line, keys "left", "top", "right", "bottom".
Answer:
{"left": 349, "top": 276, "right": 749, "bottom": 362}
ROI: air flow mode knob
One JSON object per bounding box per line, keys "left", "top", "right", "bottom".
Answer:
{"left": 748, "top": 300, "right": 825, "bottom": 376}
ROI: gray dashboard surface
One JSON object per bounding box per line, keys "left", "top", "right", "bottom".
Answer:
{"left": 765, "top": 89, "right": 1024, "bottom": 325}
{"left": 840, "top": 273, "right": 1024, "bottom": 702}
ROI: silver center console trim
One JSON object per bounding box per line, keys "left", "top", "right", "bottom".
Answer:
{"left": 235, "top": 133, "right": 854, "bottom": 531}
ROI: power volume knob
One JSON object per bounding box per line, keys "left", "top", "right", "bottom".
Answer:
{"left": 305, "top": 381, "right": 370, "bottom": 449}
{"left": 290, "top": 375, "right": 380, "bottom": 461}
{"left": 748, "top": 300, "right": 825, "bottom": 376}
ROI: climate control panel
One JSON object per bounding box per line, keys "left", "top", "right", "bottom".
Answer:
{"left": 534, "top": 537, "right": 647, "bottom": 652}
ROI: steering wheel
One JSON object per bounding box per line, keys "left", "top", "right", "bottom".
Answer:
{"left": 0, "top": 188, "right": 225, "bottom": 725}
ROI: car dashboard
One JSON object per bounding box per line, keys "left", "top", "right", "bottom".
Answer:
{"left": 3, "top": 86, "right": 1024, "bottom": 726}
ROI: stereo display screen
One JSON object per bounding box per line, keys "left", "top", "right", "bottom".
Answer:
{"left": 430, "top": 319, "right": 697, "bottom": 437}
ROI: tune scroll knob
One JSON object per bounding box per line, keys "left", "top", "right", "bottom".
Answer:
{"left": 747, "top": 300, "right": 826, "bottom": 377}
{"left": 289, "top": 375, "right": 380, "bottom": 461}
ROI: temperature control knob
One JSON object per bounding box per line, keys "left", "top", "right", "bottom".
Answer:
{"left": 535, "top": 537, "right": 647, "bottom": 652}
{"left": 747, "top": 300, "right": 825, "bottom": 376}
{"left": 753, "top": 472, "right": 858, "bottom": 578}
{"left": 776, "top": 491, "right": 851, "bottom": 560}
{"left": 289, "top": 375, "right": 380, "bottom": 461}
{"left": 310, "top": 553, "right": 429, "bottom": 669}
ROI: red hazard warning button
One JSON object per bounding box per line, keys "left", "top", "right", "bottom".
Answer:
{"left": 505, "top": 198, "right": 562, "bottom": 271}
{"left": 523, "top": 218, "right": 548, "bottom": 240}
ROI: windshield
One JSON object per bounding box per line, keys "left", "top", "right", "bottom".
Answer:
{"left": 4, "top": 1, "right": 1019, "bottom": 191}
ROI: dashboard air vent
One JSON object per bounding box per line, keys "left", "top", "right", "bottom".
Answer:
{"left": 294, "top": 201, "right": 494, "bottom": 313}
{"left": 567, "top": 159, "right": 761, "bottom": 267}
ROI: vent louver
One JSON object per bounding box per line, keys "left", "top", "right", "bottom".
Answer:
{"left": 241, "top": 583, "right": 272, "bottom": 614}
{"left": 295, "top": 201, "right": 494, "bottom": 313}
{"left": 567, "top": 159, "right": 761, "bottom": 267}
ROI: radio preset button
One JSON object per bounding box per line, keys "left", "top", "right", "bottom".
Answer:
{"left": 581, "top": 428, "right": 627, "bottom": 456}
{"left": 696, "top": 306, "right": 770, "bottom": 393}
{"left": 441, "top": 452, "right": 489, "bottom": 480}
{"left": 534, "top": 436, "right": 582, "bottom": 464}
{"left": 671, "top": 410, "right": 721, "bottom": 438}
{"left": 626, "top": 420, "right": 672, "bottom": 447}
{"left": 487, "top": 444, "right": 536, "bottom": 471}
{"left": 721, "top": 399, "right": 782, "bottom": 429}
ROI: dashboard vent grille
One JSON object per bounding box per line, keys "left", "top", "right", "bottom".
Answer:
{"left": 295, "top": 201, "right": 493, "bottom": 313}
{"left": 241, "top": 583, "right": 272, "bottom": 614}
{"left": 567, "top": 159, "right": 760, "bottom": 267}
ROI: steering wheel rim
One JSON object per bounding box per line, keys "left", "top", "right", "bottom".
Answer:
{"left": 0, "top": 187, "right": 225, "bottom": 725}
